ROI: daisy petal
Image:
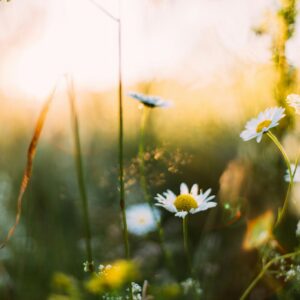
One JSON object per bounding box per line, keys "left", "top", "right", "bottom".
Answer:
{"left": 175, "top": 211, "right": 188, "bottom": 218}
{"left": 180, "top": 182, "right": 189, "bottom": 194}
{"left": 191, "top": 184, "right": 198, "bottom": 196}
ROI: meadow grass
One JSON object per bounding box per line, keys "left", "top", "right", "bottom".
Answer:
{"left": 2, "top": 0, "right": 300, "bottom": 299}
{"left": 0, "top": 85, "right": 57, "bottom": 249}
{"left": 67, "top": 77, "right": 94, "bottom": 272}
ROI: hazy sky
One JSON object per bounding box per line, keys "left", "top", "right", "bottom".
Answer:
{"left": 0, "top": 0, "right": 299, "bottom": 98}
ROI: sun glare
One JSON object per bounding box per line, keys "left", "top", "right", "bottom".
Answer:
{"left": 0, "top": 0, "right": 281, "bottom": 102}
{"left": 7, "top": 0, "right": 118, "bottom": 100}
{"left": 14, "top": 41, "right": 64, "bottom": 99}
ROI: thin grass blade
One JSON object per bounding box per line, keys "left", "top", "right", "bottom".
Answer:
{"left": 0, "top": 86, "right": 57, "bottom": 249}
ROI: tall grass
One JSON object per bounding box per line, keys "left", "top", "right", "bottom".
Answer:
{"left": 117, "top": 13, "right": 130, "bottom": 259}
{"left": 67, "top": 77, "right": 94, "bottom": 272}
{"left": 0, "top": 86, "right": 57, "bottom": 249}
{"left": 87, "top": 0, "right": 130, "bottom": 259}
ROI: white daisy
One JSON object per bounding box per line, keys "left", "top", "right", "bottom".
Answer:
{"left": 296, "top": 220, "right": 300, "bottom": 237}
{"left": 284, "top": 164, "right": 300, "bottom": 182}
{"left": 287, "top": 94, "right": 300, "bottom": 114}
{"left": 128, "top": 92, "right": 171, "bottom": 108}
{"left": 155, "top": 183, "right": 217, "bottom": 219}
{"left": 240, "top": 107, "right": 285, "bottom": 143}
{"left": 126, "top": 203, "right": 160, "bottom": 236}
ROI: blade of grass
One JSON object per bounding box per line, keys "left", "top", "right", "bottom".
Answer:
{"left": 87, "top": 0, "right": 119, "bottom": 22}
{"left": 66, "top": 76, "right": 94, "bottom": 272}
{"left": 0, "top": 86, "right": 57, "bottom": 249}
{"left": 84, "top": 0, "right": 130, "bottom": 259}
{"left": 117, "top": 5, "right": 130, "bottom": 259}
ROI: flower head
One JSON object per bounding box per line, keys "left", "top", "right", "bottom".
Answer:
{"left": 287, "top": 94, "right": 300, "bottom": 114}
{"left": 155, "top": 183, "right": 217, "bottom": 218}
{"left": 131, "top": 282, "right": 142, "bottom": 300}
{"left": 126, "top": 203, "right": 160, "bottom": 236}
{"left": 128, "top": 92, "right": 171, "bottom": 108}
{"left": 85, "top": 260, "right": 138, "bottom": 294}
{"left": 240, "top": 107, "right": 285, "bottom": 143}
{"left": 284, "top": 164, "right": 300, "bottom": 182}
{"left": 296, "top": 220, "right": 300, "bottom": 237}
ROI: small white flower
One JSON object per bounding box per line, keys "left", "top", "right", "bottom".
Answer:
{"left": 181, "top": 278, "right": 202, "bottom": 296}
{"left": 155, "top": 183, "right": 217, "bottom": 219}
{"left": 287, "top": 94, "right": 300, "bottom": 114}
{"left": 131, "top": 282, "right": 142, "bottom": 300}
{"left": 285, "top": 269, "right": 296, "bottom": 281}
{"left": 240, "top": 107, "right": 285, "bottom": 143}
{"left": 83, "top": 261, "right": 94, "bottom": 272}
{"left": 284, "top": 164, "right": 300, "bottom": 182}
{"left": 296, "top": 220, "right": 300, "bottom": 237}
{"left": 98, "top": 264, "right": 113, "bottom": 276}
{"left": 128, "top": 92, "right": 171, "bottom": 108}
{"left": 126, "top": 203, "right": 160, "bottom": 236}
{"left": 131, "top": 282, "right": 142, "bottom": 293}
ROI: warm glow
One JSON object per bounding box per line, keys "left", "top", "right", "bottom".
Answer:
{"left": 0, "top": 0, "right": 284, "bottom": 102}
{"left": 243, "top": 210, "right": 274, "bottom": 250}
{"left": 5, "top": 0, "right": 119, "bottom": 99}
{"left": 14, "top": 41, "right": 64, "bottom": 98}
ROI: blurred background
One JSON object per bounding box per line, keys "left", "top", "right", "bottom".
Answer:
{"left": 1, "top": 0, "right": 300, "bottom": 299}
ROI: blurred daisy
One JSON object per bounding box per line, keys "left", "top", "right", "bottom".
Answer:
{"left": 240, "top": 107, "right": 285, "bottom": 143}
{"left": 126, "top": 203, "right": 160, "bottom": 236}
{"left": 128, "top": 92, "right": 171, "bottom": 108}
{"left": 296, "top": 220, "right": 300, "bottom": 237}
{"left": 155, "top": 183, "right": 217, "bottom": 219}
{"left": 287, "top": 94, "right": 300, "bottom": 114}
{"left": 284, "top": 164, "right": 300, "bottom": 182}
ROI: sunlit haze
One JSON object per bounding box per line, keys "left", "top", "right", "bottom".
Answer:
{"left": 1, "top": 0, "right": 299, "bottom": 99}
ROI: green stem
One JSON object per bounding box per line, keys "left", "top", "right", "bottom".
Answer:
{"left": 87, "top": 0, "right": 130, "bottom": 261}
{"left": 138, "top": 107, "right": 149, "bottom": 189}
{"left": 240, "top": 249, "right": 300, "bottom": 300}
{"left": 267, "top": 132, "right": 292, "bottom": 179}
{"left": 117, "top": 11, "right": 130, "bottom": 259}
{"left": 138, "top": 107, "right": 173, "bottom": 268}
{"left": 68, "top": 78, "right": 94, "bottom": 272}
{"left": 276, "top": 181, "right": 292, "bottom": 228}
{"left": 183, "top": 216, "right": 192, "bottom": 274}
{"left": 266, "top": 131, "right": 294, "bottom": 227}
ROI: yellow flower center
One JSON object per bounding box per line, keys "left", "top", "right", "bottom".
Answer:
{"left": 256, "top": 120, "right": 271, "bottom": 133}
{"left": 138, "top": 217, "right": 146, "bottom": 225}
{"left": 174, "top": 194, "right": 198, "bottom": 212}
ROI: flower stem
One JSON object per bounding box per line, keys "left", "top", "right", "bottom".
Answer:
{"left": 117, "top": 6, "right": 130, "bottom": 259}
{"left": 240, "top": 249, "right": 300, "bottom": 300}
{"left": 67, "top": 78, "right": 94, "bottom": 272}
{"left": 138, "top": 107, "right": 149, "bottom": 186}
{"left": 138, "top": 107, "right": 173, "bottom": 268}
{"left": 183, "top": 216, "right": 192, "bottom": 274}
{"left": 267, "top": 131, "right": 292, "bottom": 179}
{"left": 87, "top": 0, "right": 129, "bottom": 260}
{"left": 266, "top": 131, "right": 293, "bottom": 227}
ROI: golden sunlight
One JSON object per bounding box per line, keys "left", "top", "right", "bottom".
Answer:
{"left": 2, "top": 1, "right": 300, "bottom": 299}
{"left": 0, "top": 0, "right": 284, "bottom": 102}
